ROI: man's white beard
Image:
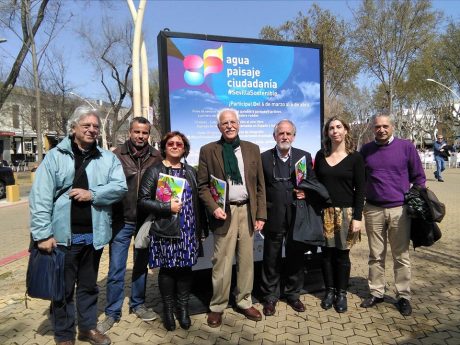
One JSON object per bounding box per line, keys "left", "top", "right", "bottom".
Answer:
{"left": 277, "top": 142, "right": 291, "bottom": 151}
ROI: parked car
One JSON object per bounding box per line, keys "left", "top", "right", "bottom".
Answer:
{"left": 0, "top": 165, "right": 15, "bottom": 198}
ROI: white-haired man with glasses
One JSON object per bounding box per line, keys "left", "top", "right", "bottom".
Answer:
{"left": 197, "top": 108, "right": 266, "bottom": 328}
{"left": 259, "top": 119, "right": 314, "bottom": 316}
{"left": 30, "top": 106, "right": 127, "bottom": 345}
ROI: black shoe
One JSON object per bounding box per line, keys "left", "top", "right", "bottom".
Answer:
{"left": 176, "top": 306, "right": 191, "bottom": 330}
{"left": 360, "top": 295, "right": 384, "bottom": 308}
{"left": 334, "top": 290, "right": 347, "bottom": 313}
{"left": 287, "top": 299, "right": 305, "bottom": 312}
{"left": 438, "top": 178, "right": 444, "bottom": 182}
{"left": 320, "top": 288, "right": 335, "bottom": 310}
{"left": 162, "top": 305, "right": 176, "bottom": 331}
{"left": 395, "top": 298, "right": 412, "bottom": 316}
{"left": 434, "top": 171, "right": 438, "bottom": 179}
{"left": 263, "top": 301, "right": 277, "bottom": 316}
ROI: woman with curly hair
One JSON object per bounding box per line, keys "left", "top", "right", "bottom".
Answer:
{"left": 314, "top": 117, "right": 365, "bottom": 313}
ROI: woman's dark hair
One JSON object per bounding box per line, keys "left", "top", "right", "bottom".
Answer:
{"left": 322, "top": 116, "right": 355, "bottom": 156}
{"left": 160, "top": 131, "right": 190, "bottom": 158}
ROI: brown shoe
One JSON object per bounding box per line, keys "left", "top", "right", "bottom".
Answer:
{"left": 78, "top": 329, "right": 111, "bottom": 345}
{"left": 207, "top": 311, "right": 223, "bottom": 328}
{"left": 237, "top": 306, "right": 262, "bottom": 321}
{"left": 56, "top": 341, "right": 75, "bottom": 345}
{"left": 287, "top": 299, "right": 305, "bottom": 312}
{"left": 263, "top": 301, "right": 277, "bottom": 316}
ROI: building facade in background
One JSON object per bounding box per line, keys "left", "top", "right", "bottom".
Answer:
{"left": 0, "top": 87, "right": 132, "bottom": 165}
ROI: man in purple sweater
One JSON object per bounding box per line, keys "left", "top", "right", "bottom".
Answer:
{"left": 360, "top": 114, "right": 426, "bottom": 316}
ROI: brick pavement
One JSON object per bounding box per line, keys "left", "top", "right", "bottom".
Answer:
{"left": 0, "top": 169, "right": 459, "bottom": 344}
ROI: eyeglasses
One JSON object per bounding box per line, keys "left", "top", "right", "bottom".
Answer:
{"left": 272, "top": 150, "right": 292, "bottom": 182}
{"left": 220, "top": 120, "right": 238, "bottom": 127}
{"left": 166, "top": 141, "right": 184, "bottom": 148}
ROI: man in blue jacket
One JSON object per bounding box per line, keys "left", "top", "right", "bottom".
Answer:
{"left": 30, "top": 106, "right": 127, "bottom": 345}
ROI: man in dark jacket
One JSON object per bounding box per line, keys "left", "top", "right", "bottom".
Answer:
{"left": 98, "top": 117, "right": 161, "bottom": 334}
{"left": 260, "top": 119, "right": 314, "bottom": 316}
{"left": 433, "top": 134, "right": 448, "bottom": 182}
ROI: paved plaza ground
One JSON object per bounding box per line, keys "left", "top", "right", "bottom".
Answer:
{"left": 0, "top": 168, "right": 459, "bottom": 344}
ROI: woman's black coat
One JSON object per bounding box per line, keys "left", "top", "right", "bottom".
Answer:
{"left": 137, "top": 162, "right": 208, "bottom": 240}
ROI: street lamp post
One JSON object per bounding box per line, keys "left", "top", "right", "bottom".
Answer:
{"left": 426, "top": 78, "right": 460, "bottom": 117}
{"left": 426, "top": 78, "right": 460, "bottom": 101}
{"left": 426, "top": 78, "right": 460, "bottom": 143}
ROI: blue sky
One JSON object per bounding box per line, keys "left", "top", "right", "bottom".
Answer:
{"left": 1, "top": 0, "right": 460, "bottom": 100}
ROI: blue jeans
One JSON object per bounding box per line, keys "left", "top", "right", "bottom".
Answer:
{"left": 105, "top": 223, "right": 141, "bottom": 320}
{"left": 130, "top": 247, "right": 150, "bottom": 310}
{"left": 435, "top": 156, "right": 445, "bottom": 179}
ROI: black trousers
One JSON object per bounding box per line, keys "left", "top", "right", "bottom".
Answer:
{"left": 261, "top": 228, "right": 306, "bottom": 303}
{"left": 52, "top": 244, "right": 103, "bottom": 342}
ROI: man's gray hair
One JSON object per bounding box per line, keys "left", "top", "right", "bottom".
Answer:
{"left": 67, "top": 105, "right": 101, "bottom": 135}
{"left": 371, "top": 113, "right": 395, "bottom": 125}
{"left": 216, "top": 108, "right": 240, "bottom": 124}
{"left": 273, "top": 119, "right": 296, "bottom": 136}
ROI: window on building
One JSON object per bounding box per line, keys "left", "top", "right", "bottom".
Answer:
{"left": 12, "top": 104, "right": 19, "bottom": 128}
{"left": 24, "top": 142, "right": 32, "bottom": 152}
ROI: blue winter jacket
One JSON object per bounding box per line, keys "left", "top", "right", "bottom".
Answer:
{"left": 29, "top": 136, "right": 127, "bottom": 249}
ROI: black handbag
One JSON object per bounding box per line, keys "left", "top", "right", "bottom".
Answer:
{"left": 150, "top": 214, "right": 181, "bottom": 239}
{"left": 26, "top": 247, "right": 65, "bottom": 303}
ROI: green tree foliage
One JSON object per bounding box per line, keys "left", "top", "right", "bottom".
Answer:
{"left": 259, "top": 4, "right": 359, "bottom": 104}
{"left": 352, "top": 0, "right": 440, "bottom": 117}
{"left": 436, "top": 21, "right": 460, "bottom": 94}
{"left": 341, "top": 85, "right": 375, "bottom": 148}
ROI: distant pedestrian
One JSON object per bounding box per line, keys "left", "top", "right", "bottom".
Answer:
{"left": 359, "top": 114, "right": 425, "bottom": 316}
{"left": 29, "top": 105, "right": 127, "bottom": 345}
{"left": 434, "top": 134, "right": 448, "bottom": 182}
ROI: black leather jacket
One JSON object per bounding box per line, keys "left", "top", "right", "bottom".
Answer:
{"left": 137, "top": 162, "right": 208, "bottom": 239}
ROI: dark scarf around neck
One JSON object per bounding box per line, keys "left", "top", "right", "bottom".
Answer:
{"left": 219, "top": 135, "right": 243, "bottom": 185}
{"left": 127, "top": 139, "right": 150, "bottom": 159}
{"left": 70, "top": 135, "right": 99, "bottom": 159}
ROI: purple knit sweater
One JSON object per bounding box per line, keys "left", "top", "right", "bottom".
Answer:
{"left": 360, "top": 138, "right": 426, "bottom": 208}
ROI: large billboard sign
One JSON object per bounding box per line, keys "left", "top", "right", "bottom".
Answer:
{"left": 157, "top": 31, "right": 324, "bottom": 165}
{"left": 158, "top": 31, "right": 323, "bottom": 270}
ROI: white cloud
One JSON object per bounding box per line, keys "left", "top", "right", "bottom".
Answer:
{"left": 296, "top": 82, "right": 320, "bottom": 101}
{"left": 269, "top": 88, "right": 294, "bottom": 101}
